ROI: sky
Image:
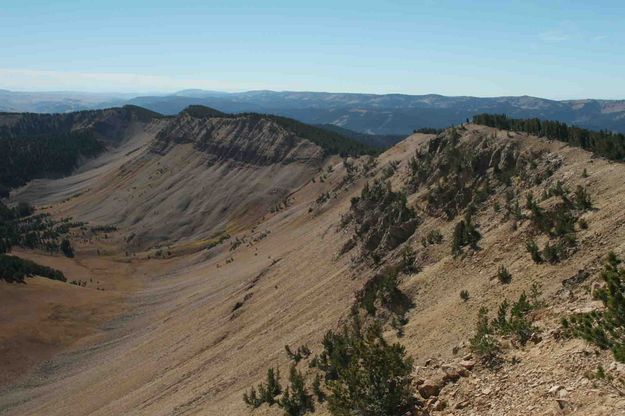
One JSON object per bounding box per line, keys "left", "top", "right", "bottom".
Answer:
{"left": 1, "top": 0, "right": 624, "bottom": 99}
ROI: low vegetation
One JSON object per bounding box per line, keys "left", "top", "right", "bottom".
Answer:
{"left": 279, "top": 366, "right": 315, "bottom": 416}
{"left": 319, "top": 317, "right": 417, "bottom": 415}
{"left": 285, "top": 345, "right": 312, "bottom": 364}
{"left": 243, "top": 367, "right": 282, "bottom": 408}
{"left": 471, "top": 286, "right": 543, "bottom": 364}
{"left": 340, "top": 179, "right": 420, "bottom": 262}
{"left": 451, "top": 213, "right": 481, "bottom": 256}
{"left": 563, "top": 253, "right": 625, "bottom": 362}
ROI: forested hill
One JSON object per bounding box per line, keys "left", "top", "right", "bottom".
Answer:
{"left": 0, "top": 106, "right": 163, "bottom": 198}
{"left": 472, "top": 113, "right": 625, "bottom": 161}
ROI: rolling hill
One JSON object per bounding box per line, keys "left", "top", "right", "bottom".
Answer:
{"left": 3, "top": 89, "right": 625, "bottom": 136}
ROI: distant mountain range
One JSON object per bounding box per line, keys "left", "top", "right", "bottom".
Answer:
{"left": 2, "top": 89, "right": 625, "bottom": 135}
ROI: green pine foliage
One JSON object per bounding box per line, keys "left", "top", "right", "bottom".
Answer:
{"left": 279, "top": 365, "right": 315, "bottom": 416}
{"left": 471, "top": 287, "right": 543, "bottom": 363}
{"left": 341, "top": 179, "right": 420, "bottom": 260}
{"left": 472, "top": 114, "right": 625, "bottom": 161}
{"left": 61, "top": 239, "right": 75, "bottom": 258}
{"left": 525, "top": 184, "right": 593, "bottom": 264}
{"left": 243, "top": 367, "right": 282, "bottom": 409}
{"left": 356, "top": 270, "right": 413, "bottom": 317}
{"left": 525, "top": 239, "right": 543, "bottom": 263}
{"left": 0, "top": 108, "right": 147, "bottom": 197}
{"left": 312, "top": 373, "right": 325, "bottom": 402}
{"left": 0, "top": 131, "right": 103, "bottom": 197}
{"left": 0, "top": 201, "right": 80, "bottom": 256}
{"left": 319, "top": 317, "right": 416, "bottom": 416}
{"left": 285, "top": 345, "right": 312, "bottom": 363}
{"left": 401, "top": 245, "right": 419, "bottom": 274}
{"left": 563, "top": 253, "right": 625, "bottom": 362}
{"left": 470, "top": 307, "right": 500, "bottom": 365}
{"left": 497, "top": 265, "right": 512, "bottom": 284}
{"left": 451, "top": 213, "right": 481, "bottom": 256}
{"left": 0, "top": 254, "right": 66, "bottom": 283}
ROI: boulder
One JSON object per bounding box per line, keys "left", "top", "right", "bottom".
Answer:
{"left": 459, "top": 359, "right": 476, "bottom": 371}
{"left": 418, "top": 378, "right": 444, "bottom": 399}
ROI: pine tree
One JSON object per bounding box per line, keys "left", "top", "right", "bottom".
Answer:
{"left": 324, "top": 319, "right": 416, "bottom": 416}
{"left": 60, "top": 239, "right": 74, "bottom": 258}
{"left": 497, "top": 265, "right": 512, "bottom": 284}
{"left": 565, "top": 252, "right": 625, "bottom": 362}
{"left": 279, "top": 365, "right": 314, "bottom": 416}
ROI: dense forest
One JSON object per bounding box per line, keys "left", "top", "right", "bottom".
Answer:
{"left": 0, "top": 131, "right": 103, "bottom": 197}
{"left": 314, "top": 123, "right": 406, "bottom": 149}
{"left": 0, "top": 106, "right": 162, "bottom": 197}
{"left": 0, "top": 254, "right": 66, "bottom": 283}
{"left": 473, "top": 113, "right": 625, "bottom": 161}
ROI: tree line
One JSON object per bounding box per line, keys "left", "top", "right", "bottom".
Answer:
{"left": 472, "top": 113, "right": 625, "bottom": 161}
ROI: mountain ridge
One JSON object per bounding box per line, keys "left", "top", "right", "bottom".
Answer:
{"left": 3, "top": 89, "right": 625, "bottom": 135}
{"left": 3, "top": 122, "right": 625, "bottom": 415}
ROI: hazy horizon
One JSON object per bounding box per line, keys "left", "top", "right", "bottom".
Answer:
{"left": 2, "top": 87, "right": 625, "bottom": 102}
{"left": 2, "top": 1, "right": 624, "bottom": 100}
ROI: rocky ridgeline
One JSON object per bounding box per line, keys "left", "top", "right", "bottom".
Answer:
{"left": 152, "top": 113, "right": 325, "bottom": 165}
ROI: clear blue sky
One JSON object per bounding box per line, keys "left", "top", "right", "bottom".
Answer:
{"left": 1, "top": 0, "right": 624, "bottom": 99}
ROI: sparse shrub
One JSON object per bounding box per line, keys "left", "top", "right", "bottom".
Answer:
{"left": 381, "top": 161, "right": 399, "bottom": 179}
{"left": 542, "top": 241, "right": 559, "bottom": 264}
{"left": 470, "top": 307, "right": 500, "bottom": 365}
{"left": 279, "top": 365, "right": 315, "bottom": 416}
{"left": 357, "top": 270, "right": 413, "bottom": 316}
{"left": 451, "top": 215, "right": 481, "bottom": 256}
{"left": 565, "top": 253, "right": 625, "bottom": 362}
{"left": 260, "top": 367, "right": 282, "bottom": 405}
{"left": 574, "top": 185, "right": 593, "bottom": 210}
{"left": 460, "top": 290, "right": 470, "bottom": 302}
{"left": 426, "top": 229, "right": 443, "bottom": 245}
{"left": 526, "top": 239, "right": 543, "bottom": 263}
{"left": 472, "top": 289, "right": 542, "bottom": 362}
{"left": 500, "top": 292, "right": 537, "bottom": 346}
{"left": 401, "top": 246, "right": 419, "bottom": 274}
{"left": 578, "top": 217, "right": 589, "bottom": 230}
{"left": 286, "top": 345, "right": 312, "bottom": 363}
{"left": 342, "top": 179, "right": 420, "bottom": 260}
{"left": 497, "top": 265, "right": 512, "bottom": 284}
{"left": 243, "top": 386, "right": 261, "bottom": 408}
{"left": 243, "top": 367, "right": 282, "bottom": 408}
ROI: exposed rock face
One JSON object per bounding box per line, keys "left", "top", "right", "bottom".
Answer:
{"left": 405, "top": 127, "right": 561, "bottom": 219}
{"left": 153, "top": 113, "right": 324, "bottom": 165}
{"left": 418, "top": 378, "right": 445, "bottom": 399}
{"left": 341, "top": 179, "right": 421, "bottom": 261}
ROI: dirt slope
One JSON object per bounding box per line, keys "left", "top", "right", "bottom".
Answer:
{"left": 3, "top": 124, "right": 625, "bottom": 415}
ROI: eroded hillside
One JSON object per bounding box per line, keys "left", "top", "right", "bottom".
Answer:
{"left": 2, "top": 119, "right": 625, "bottom": 416}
